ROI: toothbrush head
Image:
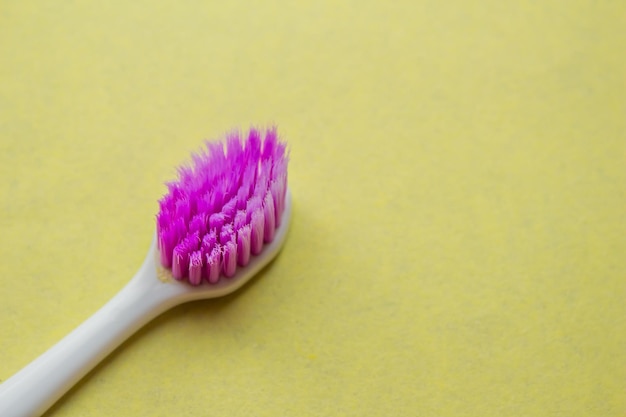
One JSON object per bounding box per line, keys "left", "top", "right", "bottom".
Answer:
{"left": 156, "top": 127, "right": 289, "bottom": 287}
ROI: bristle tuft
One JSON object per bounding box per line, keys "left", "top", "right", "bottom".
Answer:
{"left": 188, "top": 251, "right": 203, "bottom": 286}
{"left": 237, "top": 225, "right": 252, "bottom": 266}
{"left": 263, "top": 191, "right": 276, "bottom": 243}
{"left": 205, "top": 246, "right": 221, "bottom": 284}
{"left": 222, "top": 240, "right": 237, "bottom": 277}
{"left": 250, "top": 208, "right": 265, "bottom": 255}
{"left": 156, "top": 127, "right": 288, "bottom": 284}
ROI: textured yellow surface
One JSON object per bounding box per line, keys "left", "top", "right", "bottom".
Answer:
{"left": 0, "top": 1, "right": 624, "bottom": 416}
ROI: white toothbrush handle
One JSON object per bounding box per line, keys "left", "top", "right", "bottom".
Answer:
{"left": 0, "top": 251, "right": 181, "bottom": 417}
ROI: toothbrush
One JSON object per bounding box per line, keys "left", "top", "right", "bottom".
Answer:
{"left": 0, "top": 127, "right": 291, "bottom": 417}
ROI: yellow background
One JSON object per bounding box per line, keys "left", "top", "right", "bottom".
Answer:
{"left": 1, "top": 1, "right": 624, "bottom": 416}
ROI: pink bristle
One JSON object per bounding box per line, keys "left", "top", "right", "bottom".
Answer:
{"left": 205, "top": 246, "right": 221, "bottom": 284}
{"left": 271, "top": 154, "right": 288, "bottom": 183}
{"left": 156, "top": 211, "right": 171, "bottom": 245}
{"left": 262, "top": 127, "right": 277, "bottom": 160}
{"left": 250, "top": 208, "right": 265, "bottom": 255}
{"left": 271, "top": 180, "right": 284, "bottom": 227}
{"left": 263, "top": 191, "right": 276, "bottom": 243}
{"left": 189, "top": 213, "right": 207, "bottom": 235}
{"left": 220, "top": 224, "right": 237, "bottom": 278}
{"left": 209, "top": 185, "right": 225, "bottom": 214}
{"left": 171, "top": 233, "right": 199, "bottom": 280}
{"left": 226, "top": 131, "right": 244, "bottom": 161}
{"left": 172, "top": 245, "right": 190, "bottom": 280}
{"left": 273, "top": 141, "right": 288, "bottom": 165}
{"left": 173, "top": 217, "right": 188, "bottom": 239}
{"left": 166, "top": 182, "right": 185, "bottom": 201}
{"left": 159, "top": 217, "right": 187, "bottom": 268}
{"left": 205, "top": 141, "right": 226, "bottom": 170}
{"left": 159, "top": 226, "right": 175, "bottom": 267}
{"left": 240, "top": 163, "right": 257, "bottom": 198}
{"left": 246, "top": 128, "right": 262, "bottom": 161}
{"left": 245, "top": 196, "right": 263, "bottom": 223}
{"left": 156, "top": 126, "right": 288, "bottom": 284}
{"left": 237, "top": 225, "right": 252, "bottom": 266}
{"left": 159, "top": 235, "right": 172, "bottom": 267}
{"left": 201, "top": 230, "right": 217, "bottom": 253}
{"left": 188, "top": 251, "right": 203, "bottom": 285}
{"left": 253, "top": 165, "right": 271, "bottom": 199}
{"left": 176, "top": 165, "right": 194, "bottom": 185}
{"left": 174, "top": 198, "right": 192, "bottom": 224}
{"left": 222, "top": 240, "right": 237, "bottom": 277}
{"left": 235, "top": 186, "right": 250, "bottom": 211}
{"left": 221, "top": 172, "right": 238, "bottom": 203}
{"left": 209, "top": 212, "right": 227, "bottom": 233}
{"left": 196, "top": 193, "right": 213, "bottom": 215}
{"left": 219, "top": 223, "right": 235, "bottom": 245}
{"left": 234, "top": 210, "right": 247, "bottom": 230}
{"left": 158, "top": 194, "right": 176, "bottom": 214}
{"left": 222, "top": 198, "right": 237, "bottom": 222}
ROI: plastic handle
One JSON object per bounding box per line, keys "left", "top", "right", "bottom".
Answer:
{"left": 0, "top": 245, "right": 185, "bottom": 417}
